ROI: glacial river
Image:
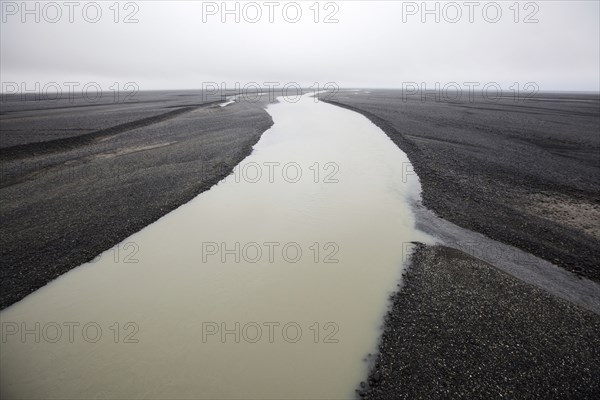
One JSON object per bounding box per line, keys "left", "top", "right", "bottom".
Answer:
{"left": 1, "top": 93, "right": 429, "bottom": 399}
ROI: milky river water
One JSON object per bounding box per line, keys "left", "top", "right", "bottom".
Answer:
{"left": 1, "top": 93, "right": 429, "bottom": 399}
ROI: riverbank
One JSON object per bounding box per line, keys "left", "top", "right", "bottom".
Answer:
{"left": 0, "top": 95, "right": 273, "bottom": 309}
{"left": 320, "top": 91, "right": 600, "bottom": 282}
{"left": 317, "top": 91, "right": 600, "bottom": 398}
{"left": 358, "top": 243, "right": 600, "bottom": 399}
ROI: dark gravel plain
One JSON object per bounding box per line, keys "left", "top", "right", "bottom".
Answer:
{"left": 321, "top": 90, "right": 600, "bottom": 282}
{"left": 0, "top": 90, "right": 233, "bottom": 148}
{"left": 358, "top": 244, "right": 600, "bottom": 399}
{"left": 0, "top": 91, "right": 274, "bottom": 309}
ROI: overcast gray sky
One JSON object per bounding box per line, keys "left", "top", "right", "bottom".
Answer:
{"left": 1, "top": 0, "right": 599, "bottom": 91}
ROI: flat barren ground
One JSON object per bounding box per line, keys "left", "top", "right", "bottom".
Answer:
{"left": 0, "top": 92, "right": 273, "bottom": 309}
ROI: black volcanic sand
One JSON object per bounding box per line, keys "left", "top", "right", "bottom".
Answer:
{"left": 0, "top": 92, "right": 274, "bottom": 309}
{"left": 1, "top": 90, "right": 238, "bottom": 148}
{"left": 358, "top": 244, "right": 600, "bottom": 399}
{"left": 320, "top": 91, "right": 600, "bottom": 282}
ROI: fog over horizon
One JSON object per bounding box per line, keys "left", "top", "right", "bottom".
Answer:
{"left": 1, "top": 0, "right": 599, "bottom": 93}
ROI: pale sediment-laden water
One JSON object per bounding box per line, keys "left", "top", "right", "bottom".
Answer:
{"left": 1, "top": 93, "right": 429, "bottom": 399}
